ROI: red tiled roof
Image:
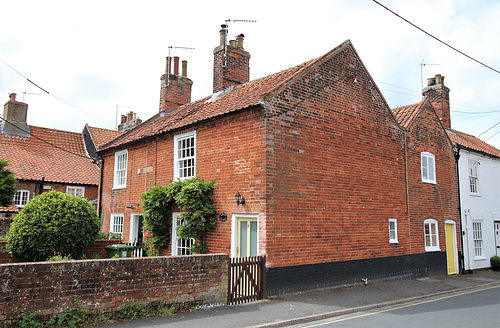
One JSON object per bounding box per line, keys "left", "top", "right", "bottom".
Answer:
{"left": 100, "top": 41, "right": 349, "bottom": 150}
{"left": 391, "top": 100, "right": 425, "bottom": 129}
{"left": 86, "top": 124, "right": 123, "bottom": 149}
{"left": 0, "top": 125, "right": 99, "bottom": 185}
{"left": 0, "top": 204, "right": 18, "bottom": 213}
{"left": 447, "top": 129, "right": 500, "bottom": 158}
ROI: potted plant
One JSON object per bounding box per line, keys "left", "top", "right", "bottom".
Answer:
{"left": 490, "top": 255, "right": 500, "bottom": 271}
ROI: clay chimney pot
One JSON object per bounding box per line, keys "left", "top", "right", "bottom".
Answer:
{"left": 173, "top": 56, "right": 180, "bottom": 75}
{"left": 9, "top": 93, "right": 16, "bottom": 102}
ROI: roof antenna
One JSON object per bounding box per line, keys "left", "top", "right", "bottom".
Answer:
{"left": 420, "top": 59, "right": 440, "bottom": 94}
{"left": 221, "top": 19, "right": 256, "bottom": 67}
{"left": 166, "top": 45, "right": 195, "bottom": 86}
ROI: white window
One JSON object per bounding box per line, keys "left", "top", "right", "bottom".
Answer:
{"left": 421, "top": 152, "right": 436, "bottom": 184}
{"left": 110, "top": 214, "right": 124, "bottom": 238}
{"left": 66, "top": 186, "right": 85, "bottom": 197}
{"left": 424, "top": 219, "right": 440, "bottom": 252}
{"left": 113, "top": 149, "right": 128, "bottom": 189}
{"left": 171, "top": 212, "right": 194, "bottom": 255}
{"left": 468, "top": 160, "right": 479, "bottom": 194}
{"left": 472, "top": 221, "right": 484, "bottom": 258}
{"left": 13, "top": 190, "right": 30, "bottom": 207}
{"left": 174, "top": 132, "right": 196, "bottom": 180}
{"left": 389, "top": 219, "right": 398, "bottom": 243}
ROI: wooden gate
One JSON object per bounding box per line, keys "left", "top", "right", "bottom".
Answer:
{"left": 228, "top": 255, "right": 266, "bottom": 305}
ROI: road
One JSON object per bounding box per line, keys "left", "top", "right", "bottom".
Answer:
{"left": 287, "top": 285, "right": 500, "bottom": 328}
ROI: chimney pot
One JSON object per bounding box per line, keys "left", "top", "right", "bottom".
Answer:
{"left": 427, "top": 77, "right": 435, "bottom": 86}
{"left": 182, "top": 60, "right": 188, "bottom": 77}
{"left": 236, "top": 34, "right": 244, "bottom": 49}
{"left": 173, "top": 56, "right": 180, "bottom": 75}
{"left": 9, "top": 93, "right": 16, "bottom": 102}
{"left": 166, "top": 57, "right": 172, "bottom": 74}
{"left": 220, "top": 24, "right": 228, "bottom": 46}
{"left": 127, "top": 111, "right": 133, "bottom": 122}
{"left": 229, "top": 40, "right": 236, "bottom": 48}
{"left": 121, "top": 115, "right": 127, "bottom": 124}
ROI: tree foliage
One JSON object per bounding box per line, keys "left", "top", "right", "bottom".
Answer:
{"left": 0, "top": 159, "right": 17, "bottom": 207}
{"left": 140, "top": 177, "right": 217, "bottom": 255}
{"left": 6, "top": 191, "right": 100, "bottom": 261}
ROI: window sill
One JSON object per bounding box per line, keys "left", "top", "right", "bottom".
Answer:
{"left": 422, "top": 180, "right": 437, "bottom": 185}
{"left": 474, "top": 256, "right": 487, "bottom": 261}
{"left": 389, "top": 240, "right": 399, "bottom": 244}
{"left": 425, "top": 247, "right": 441, "bottom": 252}
{"left": 113, "top": 186, "right": 127, "bottom": 190}
{"left": 469, "top": 193, "right": 482, "bottom": 197}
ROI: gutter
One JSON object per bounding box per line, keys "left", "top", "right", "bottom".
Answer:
{"left": 453, "top": 145, "right": 465, "bottom": 274}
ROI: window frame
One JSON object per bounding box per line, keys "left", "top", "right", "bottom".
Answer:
{"left": 110, "top": 213, "right": 124, "bottom": 238}
{"left": 421, "top": 152, "right": 436, "bottom": 184}
{"left": 389, "top": 219, "right": 398, "bottom": 243}
{"left": 13, "top": 190, "right": 30, "bottom": 207}
{"left": 173, "top": 131, "right": 196, "bottom": 180}
{"left": 113, "top": 149, "right": 128, "bottom": 189}
{"left": 66, "top": 186, "right": 85, "bottom": 197}
{"left": 468, "top": 159, "right": 480, "bottom": 195}
{"left": 472, "top": 220, "right": 485, "bottom": 259}
{"left": 171, "top": 212, "right": 195, "bottom": 255}
{"left": 424, "top": 219, "right": 440, "bottom": 252}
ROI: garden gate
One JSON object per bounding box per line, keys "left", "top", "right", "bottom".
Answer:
{"left": 228, "top": 255, "right": 266, "bottom": 305}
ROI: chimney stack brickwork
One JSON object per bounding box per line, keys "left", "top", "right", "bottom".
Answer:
{"left": 159, "top": 56, "right": 193, "bottom": 112}
{"left": 422, "top": 74, "right": 451, "bottom": 129}
{"left": 2, "top": 93, "right": 29, "bottom": 136}
{"left": 118, "top": 111, "right": 142, "bottom": 132}
{"left": 213, "top": 26, "right": 250, "bottom": 94}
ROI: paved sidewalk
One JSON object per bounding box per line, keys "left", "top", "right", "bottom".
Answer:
{"left": 101, "top": 270, "right": 500, "bottom": 328}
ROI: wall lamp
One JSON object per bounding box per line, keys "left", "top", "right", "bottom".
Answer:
{"left": 235, "top": 192, "right": 245, "bottom": 206}
{"left": 126, "top": 203, "right": 140, "bottom": 209}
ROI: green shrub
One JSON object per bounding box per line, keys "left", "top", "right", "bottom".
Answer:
{"left": 490, "top": 255, "right": 500, "bottom": 270}
{"left": 6, "top": 191, "right": 100, "bottom": 261}
{"left": 47, "top": 254, "right": 74, "bottom": 262}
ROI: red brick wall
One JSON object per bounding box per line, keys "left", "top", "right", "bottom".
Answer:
{"left": 262, "top": 43, "right": 409, "bottom": 267}
{"left": 100, "top": 108, "right": 267, "bottom": 251}
{"left": 404, "top": 102, "right": 459, "bottom": 253}
{"left": 0, "top": 254, "right": 228, "bottom": 323}
{"left": 213, "top": 45, "right": 250, "bottom": 93}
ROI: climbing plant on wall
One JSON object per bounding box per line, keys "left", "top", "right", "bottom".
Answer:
{"left": 140, "top": 177, "right": 217, "bottom": 256}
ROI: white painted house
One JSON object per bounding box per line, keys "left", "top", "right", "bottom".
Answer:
{"left": 448, "top": 129, "right": 500, "bottom": 271}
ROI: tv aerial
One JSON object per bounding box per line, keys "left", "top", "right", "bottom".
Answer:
{"left": 420, "top": 59, "right": 440, "bottom": 92}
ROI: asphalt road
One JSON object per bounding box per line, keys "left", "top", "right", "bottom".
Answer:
{"left": 287, "top": 285, "right": 500, "bottom": 328}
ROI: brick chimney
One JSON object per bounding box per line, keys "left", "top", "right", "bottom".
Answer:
{"left": 2, "top": 93, "right": 29, "bottom": 136}
{"left": 159, "top": 56, "right": 193, "bottom": 112}
{"left": 118, "top": 111, "right": 142, "bottom": 132}
{"left": 213, "top": 25, "right": 251, "bottom": 94}
{"left": 422, "top": 74, "right": 451, "bottom": 128}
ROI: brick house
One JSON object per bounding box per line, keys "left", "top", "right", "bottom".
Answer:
{"left": 0, "top": 94, "right": 119, "bottom": 230}
{"left": 418, "top": 75, "right": 500, "bottom": 271}
{"left": 98, "top": 27, "right": 459, "bottom": 294}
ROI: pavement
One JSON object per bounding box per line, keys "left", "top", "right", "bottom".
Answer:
{"left": 101, "top": 270, "right": 500, "bottom": 328}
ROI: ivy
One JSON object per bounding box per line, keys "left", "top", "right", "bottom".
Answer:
{"left": 140, "top": 177, "right": 217, "bottom": 255}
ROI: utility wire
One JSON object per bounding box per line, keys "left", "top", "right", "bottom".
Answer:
{"left": 478, "top": 121, "right": 500, "bottom": 137}
{"left": 0, "top": 116, "right": 99, "bottom": 162}
{"left": 484, "top": 130, "right": 500, "bottom": 142}
{"left": 0, "top": 56, "right": 115, "bottom": 126}
{"left": 372, "top": 0, "right": 500, "bottom": 74}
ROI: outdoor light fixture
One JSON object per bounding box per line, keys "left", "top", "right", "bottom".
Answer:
{"left": 126, "top": 203, "right": 140, "bottom": 209}
{"left": 235, "top": 192, "right": 245, "bottom": 206}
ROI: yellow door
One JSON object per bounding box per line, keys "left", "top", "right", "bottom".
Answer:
{"left": 445, "top": 222, "right": 457, "bottom": 275}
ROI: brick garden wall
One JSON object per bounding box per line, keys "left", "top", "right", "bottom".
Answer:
{"left": 0, "top": 254, "right": 229, "bottom": 323}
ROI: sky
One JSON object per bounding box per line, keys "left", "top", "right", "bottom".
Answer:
{"left": 1, "top": 0, "right": 499, "bottom": 149}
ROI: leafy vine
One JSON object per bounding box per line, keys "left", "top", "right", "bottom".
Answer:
{"left": 140, "top": 177, "right": 217, "bottom": 255}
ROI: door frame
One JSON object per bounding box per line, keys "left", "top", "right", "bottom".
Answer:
{"left": 129, "top": 213, "right": 143, "bottom": 244}
{"left": 445, "top": 220, "right": 459, "bottom": 275}
{"left": 231, "top": 213, "right": 259, "bottom": 258}
{"left": 494, "top": 221, "right": 500, "bottom": 257}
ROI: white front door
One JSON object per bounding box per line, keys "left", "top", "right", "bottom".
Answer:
{"left": 129, "top": 214, "right": 144, "bottom": 244}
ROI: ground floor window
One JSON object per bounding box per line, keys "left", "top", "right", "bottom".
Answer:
{"left": 110, "top": 214, "right": 124, "bottom": 238}
{"left": 389, "top": 219, "right": 398, "bottom": 243}
{"left": 171, "top": 212, "right": 194, "bottom": 255}
{"left": 66, "top": 186, "right": 85, "bottom": 197}
{"left": 424, "top": 219, "right": 440, "bottom": 252}
{"left": 472, "top": 221, "right": 484, "bottom": 258}
{"left": 13, "top": 190, "right": 30, "bottom": 207}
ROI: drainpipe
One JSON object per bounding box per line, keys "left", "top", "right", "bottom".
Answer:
{"left": 453, "top": 146, "right": 465, "bottom": 274}
{"left": 97, "top": 157, "right": 104, "bottom": 220}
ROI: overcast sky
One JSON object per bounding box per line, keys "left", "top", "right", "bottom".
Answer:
{"left": 1, "top": 0, "right": 499, "bottom": 149}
